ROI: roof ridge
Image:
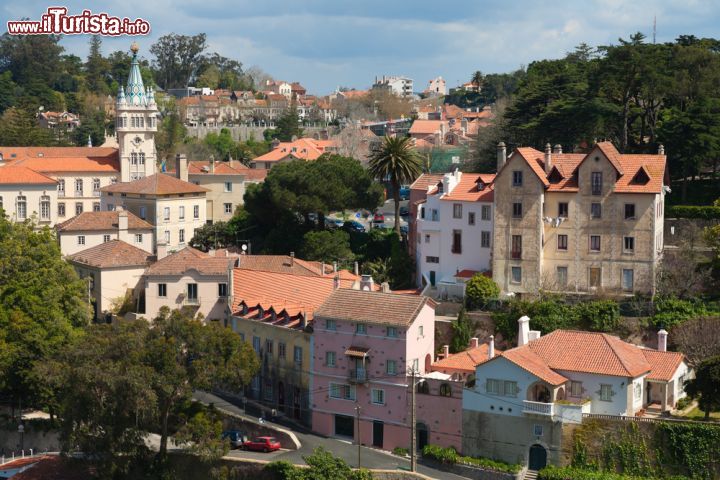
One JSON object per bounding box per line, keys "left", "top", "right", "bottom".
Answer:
{"left": 601, "top": 332, "right": 638, "bottom": 377}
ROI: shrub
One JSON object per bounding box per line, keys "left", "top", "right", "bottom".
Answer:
{"left": 538, "top": 466, "right": 668, "bottom": 480}
{"left": 422, "top": 444, "right": 459, "bottom": 464}
{"left": 264, "top": 460, "right": 302, "bottom": 480}
{"left": 392, "top": 447, "right": 409, "bottom": 457}
{"left": 652, "top": 297, "right": 708, "bottom": 328}
{"left": 465, "top": 274, "right": 500, "bottom": 310}
{"left": 676, "top": 396, "right": 692, "bottom": 411}
{"left": 667, "top": 205, "right": 720, "bottom": 220}
{"left": 576, "top": 300, "right": 621, "bottom": 332}
{"left": 421, "top": 444, "right": 520, "bottom": 473}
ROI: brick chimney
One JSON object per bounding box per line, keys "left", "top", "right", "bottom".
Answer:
{"left": 544, "top": 143, "right": 552, "bottom": 174}
{"left": 496, "top": 142, "right": 506, "bottom": 171}
{"left": 518, "top": 316, "right": 530, "bottom": 346}
{"left": 469, "top": 337, "right": 479, "bottom": 349}
{"left": 289, "top": 251, "right": 295, "bottom": 266}
{"left": 175, "top": 153, "right": 188, "bottom": 182}
{"left": 658, "top": 329, "right": 668, "bottom": 352}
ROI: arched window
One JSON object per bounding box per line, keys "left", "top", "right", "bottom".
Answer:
{"left": 131, "top": 153, "right": 138, "bottom": 165}
{"left": 416, "top": 381, "right": 429, "bottom": 395}
{"left": 139, "top": 152, "right": 145, "bottom": 165}
{"left": 439, "top": 383, "right": 452, "bottom": 397}
{"left": 39, "top": 195, "right": 50, "bottom": 220}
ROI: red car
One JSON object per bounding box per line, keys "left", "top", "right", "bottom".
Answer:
{"left": 373, "top": 212, "right": 385, "bottom": 223}
{"left": 242, "top": 436, "right": 281, "bottom": 452}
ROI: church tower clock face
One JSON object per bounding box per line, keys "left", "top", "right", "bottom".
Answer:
{"left": 133, "top": 136, "right": 143, "bottom": 146}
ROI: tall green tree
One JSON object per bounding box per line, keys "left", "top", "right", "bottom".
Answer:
{"left": 150, "top": 33, "right": 208, "bottom": 89}
{"left": 0, "top": 107, "right": 55, "bottom": 146}
{"left": 470, "top": 70, "right": 484, "bottom": 88}
{"left": 367, "top": 136, "right": 422, "bottom": 235}
{"left": 272, "top": 104, "right": 304, "bottom": 141}
{"left": 684, "top": 355, "right": 720, "bottom": 420}
{"left": 85, "top": 35, "right": 110, "bottom": 95}
{"left": 450, "top": 308, "right": 473, "bottom": 353}
{"left": 301, "top": 230, "right": 353, "bottom": 263}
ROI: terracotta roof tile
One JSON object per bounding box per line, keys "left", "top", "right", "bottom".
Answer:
{"left": 432, "top": 343, "right": 501, "bottom": 373}
{"left": 236, "top": 254, "right": 360, "bottom": 279}
{"left": 145, "top": 247, "right": 234, "bottom": 276}
{"left": 501, "top": 346, "right": 569, "bottom": 385}
{"left": 409, "top": 120, "right": 448, "bottom": 135}
{"left": 439, "top": 173, "right": 495, "bottom": 202}
{"left": 642, "top": 349, "right": 685, "bottom": 381}
{"left": 0, "top": 166, "right": 57, "bottom": 184}
{"left": 252, "top": 138, "right": 335, "bottom": 164}
{"left": 410, "top": 173, "right": 444, "bottom": 191}
{"left": 3, "top": 147, "right": 119, "bottom": 173}
{"left": 315, "top": 289, "right": 435, "bottom": 327}
{"left": 68, "top": 240, "right": 153, "bottom": 269}
{"left": 56, "top": 211, "right": 152, "bottom": 232}
{"left": 455, "top": 269, "right": 479, "bottom": 279}
{"left": 100, "top": 174, "right": 208, "bottom": 195}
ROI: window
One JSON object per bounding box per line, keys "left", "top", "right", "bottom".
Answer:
{"left": 557, "top": 234, "right": 568, "bottom": 251}
{"left": 326, "top": 351, "right": 336, "bottom": 367}
{"left": 600, "top": 384, "right": 613, "bottom": 401}
{"left": 420, "top": 207, "right": 425, "bottom": 219}
{"left": 187, "top": 283, "right": 198, "bottom": 301}
{"left": 425, "top": 234, "right": 430, "bottom": 244}
{"left": 158, "top": 283, "right": 167, "bottom": 297}
{"left": 111, "top": 177, "right": 117, "bottom": 184}
{"left": 179, "top": 229, "right": 185, "bottom": 243}
{"left": 452, "top": 230, "right": 462, "bottom": 254}
{"left": 426, "top": 256, "right": 439, "bottom": 263}
{"left": 138, "top": 152, "right": 145, "bottom": 165}
{"left": 481, "top": 205, "right": 491, "bottom": 221}
{"left": 40, "top": 196, "right": 50, "bottom": 220}
{"left": 218, "top": 283, "right": 228, "bottom": 297}
{"left": 179, "top": 206, "right": 185, "bottom": 221}
{"left": 468, "top": 212, "right": 475, "bottom": 225}
{"left": 135, "top": 233, "right": 143, "bottom": 243}
{"left": 329, "top": 383, "right": 355, "bottom": 401}
{"left": 418, "top": 325, "right": 424, "bottom": 337}
{"left": 570, "top": 381, "right": 583, "bottom": 397}
{"left": 92, "top": 178, "right": 100, "bottom": 194}
{"left": 75, "top": 178, "right": 83, "bottom": 196}
{"left": 278, "top": 342, "right": 286, "bottom": 359}
{"left": 557, "top": 266, "right": 568, "bottom": 287}
{"left": 58, "top": 179, "right": 65, "bottom": 197}
{"left": 481, "top": 231, "right": 491, "bottom": 248}
{"left": 386, "top": 359, "right": 397, "bottom": 375}
{"left": 224, "top": 182, "right": 232, "bottom": 192}
{"left": 591, "top": 172, "right": 602, "bottom": 195}
{"left": 412, "top": 358, "right": 419, "bottom": 372}
{"left": 163, "top": 207, "right": 170, "bottom": 221}
{"left": 252, "top": 336, "right": 261, "bottom": 353}
{"left": 325, "top": 319, "right": 336, "bottom": 331}
{"left": 93, "top": 202, "right": 100, "bottom": 212}
{"left": 356, "top": 323, "right": 367, "bottom": 334}
{"left": 431, "top": 209, "right": 439, "bottom": 221}
{"left": 164, "top": 230, "right": 170, "bottom": 243}
{"left": 224, "top": 203, "right": 233, "bottom": 214}
{"left": 511, "top": 266, "right": 522, "bottom": 284}
{"left": 512, "top": 170, "right": 523, "bottom": 186}
{"left": 622, "top": 269, "right": 634, "bottom": 291}
{"left": 387, "top": 326, "right": 398, "bottom": 338}
{"left": 589, "top": 235, "right": 601, "bottom": 252}
{"left": 371, "top": 389, "right": 385, "bottom": 405}
{"left": 512, "top": 202, "right": 522, "bottom": 218}
{"left": 623, "top": 236, "right": 635, "bottom": 253}
{"left": 265, "top": 339, "right": 273, "bottom": 355}
{"left": 13, "top": 195, "right": 26, "bottom": 220}
{"left": 439, "top": 383, "right": 452, "bottom": 397}
{"left": 453, "top": 203, "right": 462, "bottom": 218}
{"left": 103, "top": 234, "right": 111, "bottom": 243}
{"left": 624, "top": 203, "right": 636, "bottom": 220}
{"left": 558, "top": 202, "right": 569, "bottom": 218}
{"left": 58, "top": 202, "right": 65, "bottom": 217}
{"left": 293, "top": 346, "right": 303, "bottom": 365}
{"left": 77, "top": 235, "right": 85, "bottom": 245}
{"left": 590, "top": 202, "right": 601, "bottom": 219}
{"left": 194, "top": 205, "right": 200, "bottom": 219}
{"left": 139, "top": 206, "right": 146, "bottom": 219}
{"left": 589, "top": 267, "right": 602, "bottom": 288}
{"left": 75, "top": 202, "right": 83, "bottom": 216}
{"left": 511, "top": 235, "right": 522, "bottom": 259}
{"left": 486, "top": 379, "right": 517, "bottom": 397}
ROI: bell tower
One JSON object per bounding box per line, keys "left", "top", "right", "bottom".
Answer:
{"left": 116, "top": 42, "right": 158, "bottom": 182}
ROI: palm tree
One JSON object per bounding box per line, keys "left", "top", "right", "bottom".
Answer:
{"left": 470, "top": 70, "right": 483, "bottom": 89}
{"left": 368, "top": 136, "right": 423, "bottom": 235}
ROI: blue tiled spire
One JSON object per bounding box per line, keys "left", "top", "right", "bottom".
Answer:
{"left": 125, "top": 42, "right": 147, "bottom": 106}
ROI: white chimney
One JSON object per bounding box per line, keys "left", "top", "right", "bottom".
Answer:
{"left": 488, "top": 335, "right": 495, "bottom": 359}
{"left": 518, "top": 316, "right": 531, "bottom": 346}
{"left": 443, "top": 345, "right": 450, "bottom": 359}
{"left": 289, "top": 251, "right": 295, "bottom": 266}
{"left": 381, "top": 282, "right": 391, "bottom": 293}
{"left": 469, "top": 337, "right": 479, "bottom": 349}
{"left": 658, "top": 329, "right": 668, "bottom": 352}
{"left": 209, "top": 158, "right": 215, "bottom": 174}
{"left": 117, "top": 210, "right": 129, "bottom": 243}
{"left": 321, "top": 262, "right": 325, "bottom": 276}
{"left": 658, "top": 144, "right": 665, "bottom": 155}
{"left": 156, "top": 242, "right": 168, "bottom": 260}
{"left": 175, "top": 153, "right": 188, "bottom": 182}
{"left": 553, "top": 144, "right": 562, "bottom": 154}
{"left": 360, "top": 274, "right": 374, "bottom": 291}
{"left": 496, "top": 142, "right": 506, "bottom": 171}
{"left": 354, "top": 261, "right": 359, "bottom": 276}
{"left": 333, "top": 261, "right": 338, "bottom": 273}
{"left": 544, "top": 143, "right": 552, "bottom": 174}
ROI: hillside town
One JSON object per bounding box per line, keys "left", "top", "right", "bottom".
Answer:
{"left": 0, "top": 5, "right": 720, "bottom": 480}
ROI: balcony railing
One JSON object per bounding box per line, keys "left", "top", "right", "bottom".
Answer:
{"left": 523, "top": 400, "right": 553, "bottom": 416}
{"left": 511, "top": 250, "right": 522, "bottom": 260}
{"left": 349, "top": 368, "right": 368, "bottom": 384}
{"left": 183, "top": 296, "right": 201, "bottom": 306}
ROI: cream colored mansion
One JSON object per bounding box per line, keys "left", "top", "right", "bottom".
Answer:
{"left": 492, "top": 141, "right": 667, "bottom": 296}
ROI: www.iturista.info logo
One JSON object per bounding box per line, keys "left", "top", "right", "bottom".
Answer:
{"left": 7, "top": 7, "right": 151, "bottom": 35}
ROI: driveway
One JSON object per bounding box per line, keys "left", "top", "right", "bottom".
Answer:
{"left": 194, "top": 391, "right": 466, "bottom": 480}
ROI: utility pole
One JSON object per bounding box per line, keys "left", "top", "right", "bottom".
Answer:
{"left": 355, "top": 403, "right": 361, "bottom": 469}
{"left": 410, "top": 368, "right": 417, "bottom": 472}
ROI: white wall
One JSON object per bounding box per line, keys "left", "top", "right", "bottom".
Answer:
{"left": 464, "top": 356, "right": 540, "bottom": 418}
{"left": 55, "top": 172, "right": 117, "bottom": 221}
{"left": 0, "top": 185, "right": 58, "bottom": 226}
{"left": 555, "top": 370, "right": 634, "bottom": 416}
{"left": 59, "top": 228, "right": 153, "bottom": 256}
{"left": 144, "top": 271, "right": 229, "bottom": 321}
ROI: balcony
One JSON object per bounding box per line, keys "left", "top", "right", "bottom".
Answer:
{"left": 523, "top": 400, "right": 553, "bottom": 416}
{"left": 183, "top": 296, "right": 201, "bottom": 306}
{"left": 349, "top": 368, "right": 368, "bottom": 384}
{"left": 522, "top": 399, "right": 590, "bottom": 424}
{"left": 511, "top": 250, "right": 522, "bottom": 260}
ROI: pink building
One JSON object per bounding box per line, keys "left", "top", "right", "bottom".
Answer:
{"left": 311, "top": 289, "right": 463, "bottom": 452}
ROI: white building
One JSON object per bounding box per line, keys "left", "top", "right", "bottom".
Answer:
{"left": 415, "top": 170, "right": 495, "bottom": 296}
{"left": 373, "top": 75, "right": 413, "bottom": 97}
{"left": 462, "top": 317, "right": 691, "bottom": 469}
{"left": 424, "top": 77, "right": 446, "bottom": 96}
{"left": 0, "top": 166, "right": 58, "bottom": 225}
{"left": 56, "top": 209, "right": 154, "bottom": 256}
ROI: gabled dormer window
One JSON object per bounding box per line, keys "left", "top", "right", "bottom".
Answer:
{"left": 548, "top": 167, "right": 564, "bottom": 184}
{"left": 630, "top": 166, "right": 650, "bottom": 185}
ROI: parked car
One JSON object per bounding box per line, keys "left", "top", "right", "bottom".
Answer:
{"left": 373, "top": 212, "right": 385, "bottom": 223}
{"left": 399, "top": 206, "right": 409, "bottom": 217}
{"left": 325, "top": 217, "right": 344, "bottom": 228}
{"left": 222, "top": 430, "right": 248, "bottom": 449}
{"left": 242, "top": 436, "right": 281, "bottom": 452}
{"left": 343, "top": 220, "right": 366, "bottom": 233}
{"left": 399, "top": 185, "right": 411, "bottom": 200}
{"left": 400, "top": 225, "right": 409, "bottom": 235}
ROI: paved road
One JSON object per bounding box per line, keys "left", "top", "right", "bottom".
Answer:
{"left": 330, "top": 199, "right": 410, "bottom": 232}
{"left": 194, "top": 391, "right": 466, "bottom": 480}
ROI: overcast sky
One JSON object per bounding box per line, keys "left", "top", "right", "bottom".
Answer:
{"left": 2, "top": 0, "right": 718, "bottom": 94}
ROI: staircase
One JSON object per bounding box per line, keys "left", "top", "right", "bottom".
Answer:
{"left": 524, "top": 470, "right": 539, "bottom": 480}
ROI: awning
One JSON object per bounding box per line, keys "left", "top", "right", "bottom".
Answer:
{"left": 345, "top": 346, "right": 370, "bottom": 357}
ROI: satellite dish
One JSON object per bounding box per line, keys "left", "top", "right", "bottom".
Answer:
{"left": 241, "top": 244, "right": 248, "bottom": 252}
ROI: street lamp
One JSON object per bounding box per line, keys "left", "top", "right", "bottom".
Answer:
{"left": 18, "top": 423, "right": 24, "bottom": 452}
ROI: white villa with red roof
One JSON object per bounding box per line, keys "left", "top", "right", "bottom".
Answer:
{"left": 414, "top": 169, "right": 495, "bottom": 297}
{"left": 462, "top": 316, "right": 691, "bottom": 469}
{"left": 249, "top": 138, "right": 337, "bottom": 169}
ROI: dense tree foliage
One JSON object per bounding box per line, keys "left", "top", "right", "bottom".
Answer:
{"left": 450, "top": 308, "right": 474, "bottom": 354}
{"left": 684, "top": 355, "right": 720, "bottom": 420}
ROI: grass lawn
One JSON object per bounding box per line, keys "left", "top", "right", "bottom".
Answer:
{"left": 682, "top": 406, "right": 720, "bottom": 421}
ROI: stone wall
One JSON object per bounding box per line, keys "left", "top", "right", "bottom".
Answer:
{"left": 420, "top": 459, "right": 524, "bottom": 480}
{"left": 186, "top": 125, "right": 329, "bottom": 142}
{"left": 0, "top": 423, "right": 59, "bottom": 454}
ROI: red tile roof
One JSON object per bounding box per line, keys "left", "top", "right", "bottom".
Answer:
{"left": 410, "top": 173, "right": 444, "bottom": 191}
{"left": 0, "top": 166, "right": 57, "bottom": 185}
{"left": 439, "top": 173, "right": 495, "bottom": 202}
{"left": 501, "top": 346, "right": 569, "bottom": 385}
{"left": 166, "top": 161, "right": 267, "bottom": 181}
{"left": 315, "top": 289, "right": 435, "bottom": 327}
{"left": 252, "top": 138, "right": 335, "bottom": 164}
{"left": 100, "top": 174, "right": 208, "bottom": 195}
{"left": 56, "top": 211, "right": 152, "bottom": 232}
{"left": 455, "top": 269, "right": 479, "bottom": 279}
{"left": 432, "top": 343, "right": 502, "bottom": 373}
{"left": 145, "top": 247, "right": 235, "bottom": 276}
{"left": 642, "top": 349, "right": 685, "bottom": 381}
{"left": 236, "top": 254, "right": 360, "bottom": 279}
{"left": 409, "top": 120, "right": 448, "bottom": 135}
{"left": 68, "top": 240, "right": 153, "bottom": 269}
{"left": 3, "top": 147, "right": 119, "bottom": 173}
